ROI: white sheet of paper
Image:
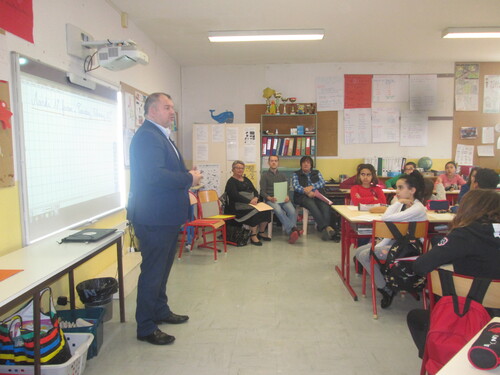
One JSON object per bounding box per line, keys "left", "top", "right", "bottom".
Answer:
{"left": 483, "top": 75, "right": 500, "bottom": 113}
{"left": 482, "top": 127, "right": 494, "bottom": 144}
{"left": 410, "top": 74, "right": 437, "bottom": 111}
{"left": 455, "top": 144, "right": 474, "bottom": 166}
{"left": 315, "top": 76, "right": 344, "bottom": 111}
{"left": 400, "top": 111, "right": 428, "bottom": 146}
{"left": 212, "top": 124, "right": 224, "bottom": 142}
{"left": 372, "top": 107, "right": 400, "bottom": 143}
{"left": 244, "top": 145, "right": 256, "bottom": 163}
{"left": 197, "top": 163, "right": 221, "bottom": 194}
{"left": 477, "top": 145, "right": 495, "bottom": 157}
{"left": 196, "top": 143, "right": 209, "bottom": 161}
{"left": 344, "top": 108, "right": 372, "bottom": 144}
{"left": 226, "top": 127, "right": 238, "bottom": 161}
{"left": 372, "top": 75, "right": 409, "bottom": 102}
{"left": 196, "top": 125, "right": 209, "bottom": 142}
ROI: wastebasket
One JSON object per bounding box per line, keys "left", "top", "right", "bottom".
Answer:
{"left": 76, "top": 277, "right": 118, "bottom": 322}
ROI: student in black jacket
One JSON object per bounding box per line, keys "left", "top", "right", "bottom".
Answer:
{"left": 407, "top": 189, "right": 500, "bottom": 358}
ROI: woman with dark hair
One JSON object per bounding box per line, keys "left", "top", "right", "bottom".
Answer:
{"left": 458, "top": 166, "right": 480, "bottom": 202}
{"left": 292, "top": 156, "right": 335, "bottom": 241}
{"left": 355, "top": 170, "right": 427, "bottom": 308}
{"left": 407, "top": 189, "right": 500, "bottom": 358}
{"left": 350, "top": 163, "right": 386, "bottom": 206}
{"left": 224, "top": 160, "right": 272, "bottom": 246}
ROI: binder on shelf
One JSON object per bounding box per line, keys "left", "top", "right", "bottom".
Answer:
{"left": 266, "top": 137, "right": 272, "bottom": 156}
{"left": 305, "top": 137, "right": 311, "bottom": 155}
{"left": 300, "top": 137, "right": 306, "bottom": 155}
{"left": 377, "top": 157, "right": 383, "bottom": 176}
{"left": 287, "top": 138, "right": 294, "bottom": 156}
{"left": 283, "top": 138, "right": 290, "bottom": 156}
{"left": 262, "top": 137, "right": 268, "bottom": 156}
{"left": 272, "top": 137, "right": 278, "bottom": 156}
{"left": 278, "top": 138, "right": 284, "bottom": 156}
{"left": 311, "top": 138, "right": 315, "bottom": 155}
{"left": 295, "top": 137, "right": 302, "bottom": 156}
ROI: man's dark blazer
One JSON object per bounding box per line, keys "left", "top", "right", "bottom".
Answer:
{"left": 127, "top": 120, "right": 192, "bottom": 226}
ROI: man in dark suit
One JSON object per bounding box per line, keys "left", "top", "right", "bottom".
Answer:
{"left": 127, "top": 93, "right": 202, "bottom": 345}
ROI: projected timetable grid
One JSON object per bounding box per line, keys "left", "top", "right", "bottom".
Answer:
{"left": 16, "top": 59, "right": 124, "bottom": 243}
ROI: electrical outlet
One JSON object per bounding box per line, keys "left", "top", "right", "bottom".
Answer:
{"left": 66, "top": 23, "right": 95, "bottom": 59}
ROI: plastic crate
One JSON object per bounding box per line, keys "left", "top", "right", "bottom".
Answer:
{"left": 57, "top": 308, "right": 104, "bottom": 359}
{"left": 0, "top": 332, "right": 93, "bottom": 375}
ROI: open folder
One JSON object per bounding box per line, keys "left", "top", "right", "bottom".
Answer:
{"left": 249, "top": 202, "right": 274, "bottom": 211}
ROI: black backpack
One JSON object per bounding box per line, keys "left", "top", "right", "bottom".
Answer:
{"left": 373, "top": 221, "right": 426, "bottom": 293}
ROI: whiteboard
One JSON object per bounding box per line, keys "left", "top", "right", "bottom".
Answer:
{"left": 12, "top": 54, "right": 125, "bottom": 244}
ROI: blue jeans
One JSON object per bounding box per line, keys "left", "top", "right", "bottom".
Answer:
{"left": 266, "top": 200, "right": 297, "bottom": 235}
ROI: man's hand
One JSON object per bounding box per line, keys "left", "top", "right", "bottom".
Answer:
{"left": 304, "top": 186, "right": 313, "bottom": 193}
{"left": 268, "top": 196, "right": 277, "bottom": 203}
{"left": 250, "top": 197, "right": 258, "bottom": 205}
{"left": 284, "top": 196, "right": 290, "bottom": 203}
{"left": 189, "top": 169, "right": 203, "bottom": 186}
{"left": 306, "top": 191, "right": 315, "bottom": 198}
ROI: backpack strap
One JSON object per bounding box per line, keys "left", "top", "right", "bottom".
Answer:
{"left": 385, "top": 221, "right": 404, "bottom": 241}
{"left": 438, "top": 268, "right": 491, "bottom": 317}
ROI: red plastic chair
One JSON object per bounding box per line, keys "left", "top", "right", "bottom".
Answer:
{"left": 178, "top": 192, "right": 227, "bottom": 261}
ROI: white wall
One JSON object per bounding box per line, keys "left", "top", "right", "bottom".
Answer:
{"left": 0, "top": 0, "right": 181, "bottom": 128}
{"left": 181, "top": 62, "right": 455, "bottom": 161}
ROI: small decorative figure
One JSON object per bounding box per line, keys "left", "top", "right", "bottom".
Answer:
{"left": 269, "top": 100, "right": 277, "bottom": 114}
{"left": 0, "top": 100, "right": 13, "bottom": 129}
{"left": 209, "top": 109, "right": 234, "bottom": 123}
{"left": 273, "top": 92, "right": 282, "bottom": 115}
{"left": 262, "top": 87, "right": 275, "bottom": 114}
{"left": 297, "top": 104, "right": 305, "bottom": 114}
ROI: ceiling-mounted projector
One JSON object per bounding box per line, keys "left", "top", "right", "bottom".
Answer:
{"left": 82, "top": 39, "right": 149, "bottom": 71}
{"left": 97, "top": 44, "right": 149, "bottom": 71}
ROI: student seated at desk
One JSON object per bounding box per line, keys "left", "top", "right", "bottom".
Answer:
{"left": 435, "top": 161, "right": 466, "bottom": 191}
{"left": 349, "top": 163, "right": 387, "bottom": 206}
{"left": 472, "top": 167, "right": 500, "bottom": 190}
{"left": 385, "top": 161, "right": 417, "bottom": 189}
{"left": 355, "top": 171, "right": 427, "bottom": 308}
{"left": 407, "top": 189, "right": 500, "bottom": 359}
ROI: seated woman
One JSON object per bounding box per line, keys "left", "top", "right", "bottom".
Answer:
{"left": 407, "top": 189, "right": 500, "bottom": 358}
{"left": 458, "top": 166, "right": 480, "bottom": 202}
{"left": 224, "top": 160, "right": 272, "bottom": 246}
{"left": 350, "top": 163, "right": 387, "bottom": 206}
{"left": 292, "top": 156, "right": 335, "bottom": 241}
{"left": 435, "top": 161, "right": 466, "bottom": 190}
{"left": 355, "top": 171, "right": 427, "bottom": 308}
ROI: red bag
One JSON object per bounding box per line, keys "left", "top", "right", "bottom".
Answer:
{"left": 423, "top": 270, "right": 492, "bottom": 375}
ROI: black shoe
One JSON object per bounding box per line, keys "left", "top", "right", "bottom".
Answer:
{"left": 332, "top": 232, "right": 341, "bottom": 243}
{"left": 258, "top": 232, "right": 271, "bottom": 241}
{"left": 378, "top": 288, "right": 395, "bottom": 309}
{"left": 156, "top": 312, "right": 189, "bottom": 324}
{"left": 137, "top": 329, "right": 175, "bottom": 345}
{"left": 250, "top": 234, "right": 262, "bottom": 246}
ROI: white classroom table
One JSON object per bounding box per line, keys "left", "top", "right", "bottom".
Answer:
{"left": 437, "top": 317, "right": 500, "bottom": 374}
{"left": 0, "top": 229, "right": 125, "bottom": 375}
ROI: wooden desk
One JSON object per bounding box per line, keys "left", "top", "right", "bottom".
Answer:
{"left": 332, "top": 205, "right": 454, "bottom": 301}
{"left": 437, "top": 317, "right": 500, "bottom": 374}
{"left": 0, "top": 230, "right": 125, "bottom": 375}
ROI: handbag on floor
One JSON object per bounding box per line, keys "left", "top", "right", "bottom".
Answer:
{"left": 0, "top": 287, "right": 72, "bottom": 365}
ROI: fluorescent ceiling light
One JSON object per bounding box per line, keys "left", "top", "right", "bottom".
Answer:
{"left": 442, "top": 27, "right": 500, "bottom": 38}
{"left": 208, "top": 29, "right": 324, "bottom": 42}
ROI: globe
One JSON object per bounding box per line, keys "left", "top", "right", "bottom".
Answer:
{"left": 418, "top": 157, "right": 433, "bottom": 171}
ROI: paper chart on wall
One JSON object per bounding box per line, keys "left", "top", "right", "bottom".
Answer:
{"left": 372, "top": 75, "right": 409, "bottom": 103}
{"left": 244, "top": 127, "right": 257, "bottom": 145}
{"left": 244, "top": 164, "right": 258, "bottom": 188}
{"left": 244, "top": 145, "right": 256, "bottom": 163}
{"left": 315, "top": 76, "right": 344, "bottom": 111}
{"left": 455, "top": 63, "right": 479, "bottom": 111}
{"left": 343, "top": 108, "right": 372, "bottom": 144}
{"left": 196, "top": 143, "right": 209, "bottom": 161}
{"left": 483, "top": 75, "right": 500, "bottom": 113}
{"left": 197, "top": 164, "right": 221, "bottom": 194}
{"left": 455, "top": 144, "right": 474, "bottom": 166}
{"left": 135, "top": 91, "right": 146, "bottom": 128}
{"left": 226, "top": 127, "right": 238, "bottom": 161}
{"left": 410, "top": 75, "right": 437, "bottom": 111}
{"left": 477, "top": 145, "right": 495, "bottom": 157}
{"left": 212, "top": 124, "right": 224, "bottom": 142}
{"left": 195, "top": 124, "right": 209, "bottom": 142}
{"left": 482, "top": 127, "right": 494, "bottom": 144}
{"left": 371, "top": 108, "right": 400, "bottom": 143}
{"left": 400, "top": 111, "right": 428, "bottom": 147}
{"left": 124, "top": 92, "right": 136, "bottom": 130}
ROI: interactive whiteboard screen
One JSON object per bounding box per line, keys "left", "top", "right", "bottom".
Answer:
{"left": 14, "top": 54, "right": 125, "bottom": 244}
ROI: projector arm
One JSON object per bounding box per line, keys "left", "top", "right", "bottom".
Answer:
{"left": 82, "top": 39, "right": 137, "bottom": 49}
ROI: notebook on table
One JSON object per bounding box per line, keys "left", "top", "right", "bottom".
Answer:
{"left": 61, "top": 228, "right": 117, "bottom": 243}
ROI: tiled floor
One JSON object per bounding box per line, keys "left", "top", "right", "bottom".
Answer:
{"left": 84, "top": 227, "right": 423, "bottom": 375}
